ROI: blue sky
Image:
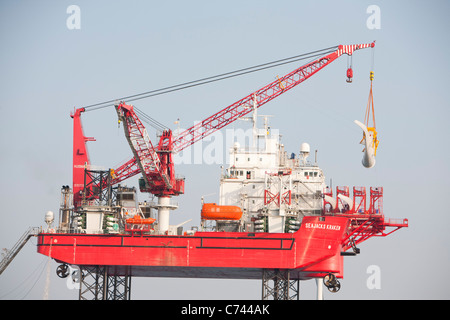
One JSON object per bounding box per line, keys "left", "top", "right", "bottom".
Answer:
{"left": 1, "top": 0, "right": 449, "bottom": 300}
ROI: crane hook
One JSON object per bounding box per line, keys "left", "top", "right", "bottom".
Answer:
{"left": 346, "top": 55, "right": 353, "bottom": 83}
{"left": 346, "top": 67, "right": 353, "bottom": 83}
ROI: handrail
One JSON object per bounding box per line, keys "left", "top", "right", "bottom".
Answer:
{"left": 0, "top": 227, "right": 40, "bottom": 275}
{"left": 384, "top": 218, "right": 409, "bottom": 227}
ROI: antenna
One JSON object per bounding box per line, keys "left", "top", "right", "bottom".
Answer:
{"left": 299, "top": 143, "right": 310, "bottom": 165}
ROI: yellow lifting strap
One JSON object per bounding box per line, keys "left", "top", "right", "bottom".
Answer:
{"left": 362, "top": 71, "right": 379, "bottom": 155}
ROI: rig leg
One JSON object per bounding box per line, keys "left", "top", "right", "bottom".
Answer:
{"left": 262, "top": 269, "right": 299, "bottom": 300}
{"left": 78, "top": 266, "right": 131, "bottom": 300}
{"left": 105, "top": 272, "right": 132, "bottom": 300}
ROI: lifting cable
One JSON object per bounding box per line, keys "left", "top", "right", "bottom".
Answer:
{"left": 134, "top": 106, "right": 169, "bottom": 131}
{"left": 364, "top": 72, "right": 376, "bottom": 129}
{"left": 80, "top": 46, "right": 338, "bottom": 132}
{"left": 81, "top": 46, "right": 339, "bottom": 115}
{"left": 362, "top": 47, "right": 379, "bottom": 155}
{"left": 365, "top": 46, "right": 376, "bottom": 129}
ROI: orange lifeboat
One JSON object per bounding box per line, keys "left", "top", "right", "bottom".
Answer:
{"left": 126, "top": 215, "right": 156, "bottom": 225}
{"left": 201, "top": 203, "right": 243, "bottom": 221}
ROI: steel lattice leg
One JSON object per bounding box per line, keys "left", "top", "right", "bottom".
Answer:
{"left": 79, "top": 266, "right": 104, "bottom": 300}
{"left": 79, "top": 266, "right": 131, "bottom": 300}
{"left": 105, "top": 274, "right": 131, "bottom": 300}
{"left": 262, "top": 269, "right": 299, "bottom": 300}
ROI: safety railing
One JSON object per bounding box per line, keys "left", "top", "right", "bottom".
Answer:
{"left": 0, "top": 227, "right": 40, "bottom": 275}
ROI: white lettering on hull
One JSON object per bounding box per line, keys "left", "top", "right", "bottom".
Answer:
{"left": 304, "top": 223, "right": 341, "bottom": 231}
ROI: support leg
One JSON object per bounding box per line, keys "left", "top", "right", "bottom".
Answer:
{"left": 79, "top": 266, "right": 131, "bottom": 300}
{"left": 262, "top": 269, "right": 299, "bottom": 300}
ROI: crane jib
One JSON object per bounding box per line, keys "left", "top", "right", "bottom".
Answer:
{"left": 171, "top": 42, "right": 374, "bottom": 154}
{"left": 72, "top": 42, "right": 375, "bottom": 200}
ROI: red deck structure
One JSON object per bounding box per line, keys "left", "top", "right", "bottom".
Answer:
{"left": 37, "top": 215, "right": 407, "bottom": 279}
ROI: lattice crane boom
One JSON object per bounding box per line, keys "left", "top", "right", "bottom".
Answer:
{"left": 171, "top": 42, "right": 375, "bottom": 153}
{"left": 72, "top": 42, "right": 375, "bottom": 203}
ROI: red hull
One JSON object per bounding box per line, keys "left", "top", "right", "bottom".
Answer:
{"left": 37, "top": 216, "right": 349, "bottom": 279}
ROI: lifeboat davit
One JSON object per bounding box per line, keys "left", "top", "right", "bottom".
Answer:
{"left": 201, "top": 203, "right": 243, "bottom": 221}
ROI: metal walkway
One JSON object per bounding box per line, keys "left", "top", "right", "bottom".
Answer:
{"left": 0, "top": 227, "right": 40, "bottom": 275}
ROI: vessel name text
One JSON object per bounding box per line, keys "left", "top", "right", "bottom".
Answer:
{"left": 305, "top": 223, "right": 341, "bottom": 231}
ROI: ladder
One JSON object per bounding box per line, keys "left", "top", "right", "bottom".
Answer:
{"left": 0, "top": 227, "right": 40, "bottom": 275}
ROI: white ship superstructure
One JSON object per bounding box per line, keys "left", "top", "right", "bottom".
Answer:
{"left": 214, "top": 108, "right": 326, "bottom": 233}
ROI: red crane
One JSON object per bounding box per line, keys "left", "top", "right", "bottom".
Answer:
{"left": 72, "top": 42, "right": 375, "bottom": 208}
{"left": 114, "top": 102, "right": 184, "bottom": 197}
{"left": 30, "top": 41, "right": 409, "bottom": 298}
